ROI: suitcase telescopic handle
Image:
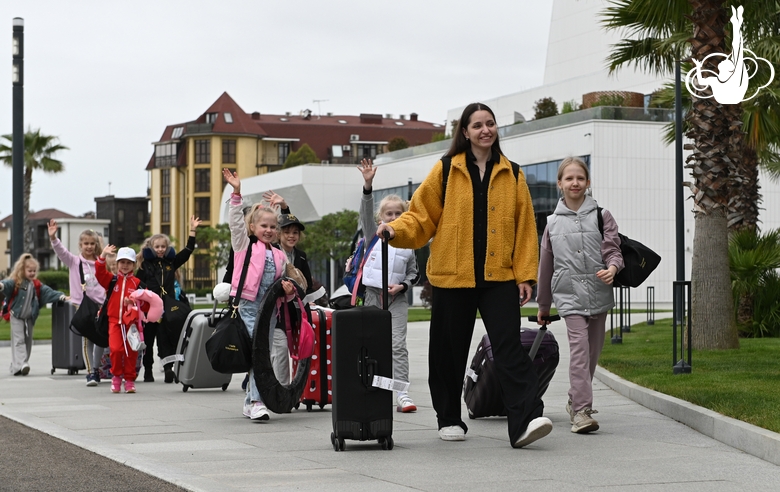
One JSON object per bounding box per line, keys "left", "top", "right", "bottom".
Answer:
{"left": 526, "top": 315, "right": 560, "bottom": 359}
{"left": 381, "top": 230, "right": 390, "bottom": 310}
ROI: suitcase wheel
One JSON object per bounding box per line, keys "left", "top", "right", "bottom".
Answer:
{"left": 379, "top": 436, "right": 394, "bottom": 451}
{"left": 221, "top": 383, "right": 229, "bottom": 391}
{"left": 331, "top": 432, "right": 345, "bottom": 452}
{"left": 51, "top": 368, "right": 55, "bottom": 375}
{"left": 306, "top": 402, "right": 313, "bottom": 412}
{"left": 68, "top": 369, "right": 78, "bottom": 376}
{"left": 319, "top": 403, "right": 325, "bottom": 410}
{"left": 182, "top": 385, "right": 189, "bottom": 392}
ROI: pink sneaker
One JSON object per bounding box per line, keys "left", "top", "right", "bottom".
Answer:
{"left": 111, "top": 376, "right": 122, "bottom": 393}
{"left": 124, "top": 380, "right": 136, "bottom": 393}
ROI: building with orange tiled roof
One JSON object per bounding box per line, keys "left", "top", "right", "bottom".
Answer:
{"left": 146, "top": 92, "right": 444, "bottom": 287}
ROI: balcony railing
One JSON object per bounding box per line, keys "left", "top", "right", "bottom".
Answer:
{"left": 186, "top": 123, "right": 214, "bottom": 135}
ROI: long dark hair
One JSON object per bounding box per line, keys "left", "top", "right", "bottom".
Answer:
{"left": 444, "top": 102, "right": 503, "bottom": 158}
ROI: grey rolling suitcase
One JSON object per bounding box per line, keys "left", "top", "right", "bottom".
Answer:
{"left": 51, "top": 301, "right": 86, "bottom": 375}
{"left": 171, "top": 302, "right": 231, "bottom": 392}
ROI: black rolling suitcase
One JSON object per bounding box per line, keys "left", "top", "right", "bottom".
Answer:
{"left": 463, "top": 316, "right": 560, "bottom": 419}
{"left": 51, "top": 301, "right": 86, "bottom": 375}
{"left": 330, "top": 232, "right": 394, "bottom": 451}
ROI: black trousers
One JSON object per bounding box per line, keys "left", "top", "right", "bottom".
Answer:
{"left": 429, "top": 281, "right": 543, "bottom": 443}
{"left": 142, "top": 322, "right": 158, "bottom": 370}
{"left": 156, "top": 317, "right": 184, "bottom": 369}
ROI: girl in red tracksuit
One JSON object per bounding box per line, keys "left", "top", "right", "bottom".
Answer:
{"left": 95, "top": 244, "right": 147, "bottom": 394}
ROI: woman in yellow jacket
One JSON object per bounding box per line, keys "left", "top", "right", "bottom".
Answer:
{"left": 378, "top": 103, "right": 553, "bottom": 448}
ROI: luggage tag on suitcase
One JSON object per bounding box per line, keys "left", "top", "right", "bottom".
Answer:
{"left": 372, "top": 375, "right": 410, "bottom": 393}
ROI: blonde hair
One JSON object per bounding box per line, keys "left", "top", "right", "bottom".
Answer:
{"left": 245, "top": 204, "right": 278, "bottom": 235}
{"left": 11, "top": 253, "right": 38, "bottom": 287}
{"left": 375, "top": 194, "right": 408, "bottom": 223}
{"left": 79, "top": 229, "right": 104, "bottom": 258}
{"left": 557, "top": 157, "right": 590, "bottom": 181}
{"left": 147, "top": 234, "right": 171, "bottom": 251}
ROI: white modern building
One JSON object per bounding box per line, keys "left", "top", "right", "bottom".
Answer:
{"left": 219, "top": 0, "right": 780, "bottom": 303}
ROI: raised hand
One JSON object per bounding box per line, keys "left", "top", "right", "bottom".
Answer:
{"left": 262, "top": 190, "right": 287, "bottom": 210}
{"left": 357, "top": 158, "right": 377, "bottom": 187}
{"left": 102, "top": 244, "right": 116, "bottom": 258}
{"left": 190, "top": 215, "right": 202, "bottom": 231}
{"left": 222, "top": 168, "right": 240, "bottom": 193}
{"left": 47, "top": 219, "right": 58, "bottom": 240}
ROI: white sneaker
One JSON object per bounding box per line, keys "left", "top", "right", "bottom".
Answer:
{"left": 512, "top": 417, "right": 553, "bottom": 448}
{"left": 21, "top": 363, "right": 30, "bottom": 375}
{"left": 438, "top": 425, "right": 465, "bottom": 441}
{"left": 242, "top": 403, "right": 252, "bottom": 418}
{"left": 249, "top": 402, "right": 270, "bottom": 421}
{"left": 396, "top": 393, "right": 417, "bottom": 413}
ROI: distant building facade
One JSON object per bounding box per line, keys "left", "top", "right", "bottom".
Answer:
{"left": 95, "top": 196, "right": 148, "bottom": 248}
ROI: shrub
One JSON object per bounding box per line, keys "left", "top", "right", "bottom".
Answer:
{"left": 388, "top": 137, "right": 409, "bottom": 151}
{"left": 561, "top": 100, "right": 581, "bottom": 114}
{"left": 729, "top": 228, "right": 780, "bottom": 337}
{"left": 37, "top": 270, "right": 71, "bottom": 294}
{"left": 592, "top": 94, "right": 626, "bottom": 107}
{"left": 533, "top": 97, "right": 558, "bottom": 119}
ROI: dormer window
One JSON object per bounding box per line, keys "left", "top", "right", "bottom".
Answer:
{"left": 171, "top": 127, "right": 183, "bottom": 138}
{"left": 224, "top": 113, "right": 233, "bottom": 123}
{"left": 205, "top": 112, "right": 218, "bottom": 124}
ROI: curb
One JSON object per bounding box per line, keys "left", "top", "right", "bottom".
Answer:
{"left": 595, "top": 365, "right": 780, "bottom": 466}
{"left": 0, "top": 340, "right": 52, "bottom": 348}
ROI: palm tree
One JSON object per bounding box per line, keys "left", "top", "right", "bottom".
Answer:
{"left": 0, "top": 128, "right": 68, "bottom": 253}
{"left": 601, "top": 0, "right": 780, "bottom": 349}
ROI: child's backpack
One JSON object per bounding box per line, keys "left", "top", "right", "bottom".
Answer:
{"left": 2, "top": 279, "right": 42, "bottom": 322}
{"left": 342, "top": 235, "right": 379, "bottom": 304}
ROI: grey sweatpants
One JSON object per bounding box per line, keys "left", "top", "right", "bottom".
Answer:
{"left": 9, "top": 315, "right": 33, "bottom": 374}
{"left": 564, "top": 312, "right": 608, "bottom": 413}
{"left": 364, "top": 287, "right": 410, "bottom": 386}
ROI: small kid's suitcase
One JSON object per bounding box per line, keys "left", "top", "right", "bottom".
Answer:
{"left": 330, "top": 233, "right": 394, "bottom": 451}
{"left": 51, "top": 301, "right": 86, "bottom": 375}
{"left": 171, "top": 302, "right": 231, "bottom": 392}
{"left": 295, "top": 306, "right": 333, "bottom": 411}
{"left": 463, "top": 324, "right": 560, "bottom": 419}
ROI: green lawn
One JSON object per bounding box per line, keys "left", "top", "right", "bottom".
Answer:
{"left": 599, "top": 318, "right": 780, "bottom": 433}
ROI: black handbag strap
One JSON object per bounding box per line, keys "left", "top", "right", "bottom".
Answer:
{"left": 78, "top": 260, "right": 87, "bottom": 292}
{"left": 230, "top": 241, "right": 254, "bottom": 316}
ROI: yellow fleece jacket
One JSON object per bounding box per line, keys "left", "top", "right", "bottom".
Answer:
{"left": 389, "top": 152, "right": 538, "bottom": 288}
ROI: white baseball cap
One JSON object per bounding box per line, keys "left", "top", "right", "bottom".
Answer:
{"left": 116, "top": 247, "right": 137, "bottom": 263}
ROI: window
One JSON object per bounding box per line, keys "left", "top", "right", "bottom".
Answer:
{"left": 195, "top": 168, "right": 210, "bottom": 192}
{"left": 224, "top": 112, "right": 233, "bottom": 123}
{"left": 222, "top": 139, "right": 236, "bottom": 164}
{"left": 117, "top": 209, "right": 124, "bottom": 232}
{"left": 357, "top": 144, "right": 378, "bottom": 159}
{"left": 155, "top": 142, "right": 177, "bottom": 168}
{"left": 194, "top": 254, "right": 211, "bottom": 279}
{"left": 195, "top": 139, "right": 210, "bottom": 164}
{"left": 195, "top": 197, "right": 211, "bottom": 221}
{"left": 278, "top": 142, "right": 290, "bottom": 164}
{"left": 161, "top": 197, "right": 170, "bottom": 223}
{"left": 205, "top": 112, "right": 218, "bottom": 124}
{"left": 171, "top": 127, "right": 183, "bottom": 138}
{"left": 161, "top": 168, "right": 170, "bottom": 195}
{"left": 161, "top": 224, "right": 170, "bottom": 236}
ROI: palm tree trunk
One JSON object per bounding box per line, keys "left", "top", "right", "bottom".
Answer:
{"left": 23, "top": 166, "right": 33, "bottom": 254}
{"left": 691, "top": 211, "right": 739, "bottom": 348}
{"left": 729, "top": 146, "right": 761, "bottom": 232}
{"left": 686, "top": 0, "right": 739, "bottom": 349}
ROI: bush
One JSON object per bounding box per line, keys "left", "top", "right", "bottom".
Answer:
{"left": 729, "top": 228, "right": 780, "bottom": 337}
{"left": 388, "top": 137, "right": 409, "bottom": 151}
{"left": 533, "top": 97, "right": 558, "bottom": 119}
{"left": 419, "top": 280, "right": 432, "bottom": 309}
{"left": 561, "top": 100, "right": 581, "bottom": 114}
{"left": 283, "top": 143, "right": 319, "bottom": 168}
{"left": 592, "top": 94, "right": 626, "bottom": 107}
{"left": 37, "top": 270, "right": 70, "bottom": 293}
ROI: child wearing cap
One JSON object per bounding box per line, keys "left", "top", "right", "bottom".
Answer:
{"left": 95, "top": 244, "right": 148, "bottom": 394}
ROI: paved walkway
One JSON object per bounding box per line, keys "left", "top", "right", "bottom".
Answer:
{"left": 2, "top": 315, "right": 779, "bottom": 491}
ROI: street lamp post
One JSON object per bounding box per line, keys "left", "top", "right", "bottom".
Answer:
{"left": 11, "top": 18, "right": 24, "bottom": 261}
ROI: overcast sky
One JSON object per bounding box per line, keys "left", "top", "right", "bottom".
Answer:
{"left": 0, "top": 0, "right": 554, "bottom": 218}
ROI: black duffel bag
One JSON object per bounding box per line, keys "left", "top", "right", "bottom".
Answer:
{"left": 69, "top": 263, "right": 114, "bottom": 348}
{"left": 205, "top": 307, "right": 253, "bottom": 374}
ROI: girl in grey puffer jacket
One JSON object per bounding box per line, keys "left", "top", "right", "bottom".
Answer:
{"left": 536, "top": 157, "right": 623, "bottom": 435}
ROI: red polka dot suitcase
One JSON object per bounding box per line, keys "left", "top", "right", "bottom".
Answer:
{"left": 293, "top": 306, "right": 332, "bottom": 410}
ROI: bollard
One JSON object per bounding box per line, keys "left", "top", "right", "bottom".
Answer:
{"left": 610, "top": 286, "right": 623, "bottom": 344}
{"left": 646, "top": 286, "right": 655, "bottom": 325}
{"left": 672, "top": 281, "right": 692, "bottom": 374}
{"left": 621, "top": 286, "right": 631, "bottom": 333}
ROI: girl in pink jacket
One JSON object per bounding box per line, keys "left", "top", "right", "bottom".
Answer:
{"left": 223, "top": 168, "right": 294, "bottom": 422}
{"left": 48, "top": 220, "right": 107, "bottom": 387}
